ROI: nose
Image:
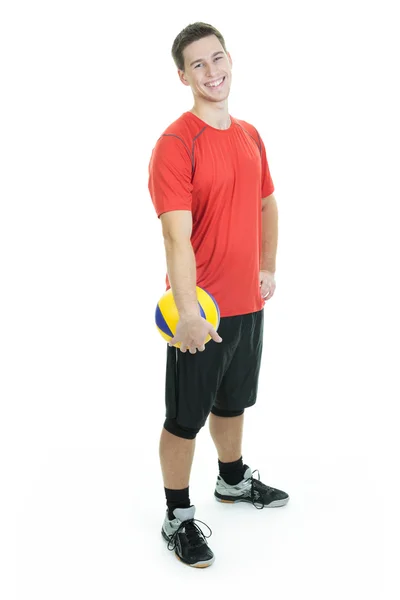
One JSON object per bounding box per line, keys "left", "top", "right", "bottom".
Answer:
{"left": 205, "top": 62, "right": 219, "bottom": 78}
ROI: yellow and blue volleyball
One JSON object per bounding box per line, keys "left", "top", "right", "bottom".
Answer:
{"left": 155, "top": 286, "right": 220, "bottom": 347}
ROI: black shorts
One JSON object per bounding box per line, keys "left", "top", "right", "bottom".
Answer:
{"left": 164, "top": 309, "right": 264, "bottom": 431}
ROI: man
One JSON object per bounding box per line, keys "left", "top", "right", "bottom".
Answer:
{"left": 148, "top": 22, "right": 289, "bottom": 568}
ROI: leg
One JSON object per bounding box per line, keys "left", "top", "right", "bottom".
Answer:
{"left": 159, "top": 336, "right": 232, "bottom": 568}
{"left": 160, "top": 426, "right": 215, "bottom": 568}
{"left": 210, "top": 311, "right": 289, "bottom": 507}
{"left": 209, "top": 412, "right": 244, "bottom": 463}
{"left": 161, "top": 325, "right": 232, "bottom": 489}
{"left": 159, "top": 427, "right": 196, "bottom": 489}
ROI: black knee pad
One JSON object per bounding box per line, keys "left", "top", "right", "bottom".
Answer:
{"left": 163, "top": 418, "right": 200, "bottom": 440}
{"left": 210, "top": 406, "right": 245, "bottom": 418}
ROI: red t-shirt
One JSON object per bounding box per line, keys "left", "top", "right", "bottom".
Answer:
{"left": 148, "top": 111, "right": 275, "bottom": 317}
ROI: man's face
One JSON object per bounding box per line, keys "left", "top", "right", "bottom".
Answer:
{"left": 179, "top": 35, "right": 232, "bottom": 103}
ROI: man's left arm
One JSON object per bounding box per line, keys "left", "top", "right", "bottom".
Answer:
{"left": 259, "top": 192, "right": 278, "bottom": 300}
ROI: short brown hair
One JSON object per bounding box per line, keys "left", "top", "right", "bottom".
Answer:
{"left": 171, "top": 22, "right": 227, "bottom": 72}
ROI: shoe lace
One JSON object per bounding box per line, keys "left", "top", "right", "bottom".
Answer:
{"left": 167, "top": 518, "right": 212, "bottom": 551}
{"left": 245, "top": 469, "right": 274, "bottom": 510}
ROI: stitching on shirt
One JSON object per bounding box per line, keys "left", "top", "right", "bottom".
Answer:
{"left": 191, "top": 127, "right": 207, "bottom": 179}
{"left": 162, "top": 134, "right": 193, "bottom": 170}
{"left": 234, "top": 121, "right": 262, "bottom": 156}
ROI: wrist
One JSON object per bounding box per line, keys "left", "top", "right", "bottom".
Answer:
{"left": 179, "top": 308, "right": 201, "bottom": 320}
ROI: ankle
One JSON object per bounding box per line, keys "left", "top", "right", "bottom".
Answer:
{"left": 165, "top": 486, "right": 191, "bottom": 520}
{"left": 218, "top": 456, "right": 245, "bottom": 485}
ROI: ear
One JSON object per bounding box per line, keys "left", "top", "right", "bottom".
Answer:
{"left": 178, "top": 69, "right": 190, "bottom": 87}
{"left": 227, "top": 52, "right": 233, "bottom": 68}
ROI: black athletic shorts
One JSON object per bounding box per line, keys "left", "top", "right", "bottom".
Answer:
{"left": 164, "top": 309, "right": 264, "bottom": 431}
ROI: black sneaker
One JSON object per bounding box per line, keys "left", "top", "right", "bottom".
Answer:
{"left": 161, "top": 506, "right": 215, "bottom": 568}
{"left": 215, "top": 465, "right": 290, "bottom": 508}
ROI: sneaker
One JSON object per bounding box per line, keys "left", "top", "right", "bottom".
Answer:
{"left": 215, "top": 465, "right": 289, "bottom": 508}
{"left": 161, "top": 505, "right": 215, "bottom": 568}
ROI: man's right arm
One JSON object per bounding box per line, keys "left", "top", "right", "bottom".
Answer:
{"left": 150, "top": 138, "right": 221, "bottom": 351}
{"left": 160, "top": 209, "right": 200, "bottom": 319}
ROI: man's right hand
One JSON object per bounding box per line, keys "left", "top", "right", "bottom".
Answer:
{"left": 168, "top": 315, "right": 222, "bottom": 354}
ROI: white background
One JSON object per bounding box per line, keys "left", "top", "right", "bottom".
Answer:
{"left": 1, "top": 0, "right": 399, "bottom": 597}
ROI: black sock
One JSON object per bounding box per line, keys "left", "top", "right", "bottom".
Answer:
{"left": 218, "top": 456, "right": 245, "bottom": 485}
{"left": 164, "top": 487, "right": 190, "bottom": 520}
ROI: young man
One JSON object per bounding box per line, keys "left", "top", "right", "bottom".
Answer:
{"left": 148, "top": 22, "right": 289, "bottom": 568}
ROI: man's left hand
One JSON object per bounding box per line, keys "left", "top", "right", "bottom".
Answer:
{"left": 259, "top": 270, "right": 276, "bottom": 301}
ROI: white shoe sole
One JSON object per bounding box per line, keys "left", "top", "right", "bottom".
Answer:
{"left": 215, "top": 494, "right": 290, "bottom": 507}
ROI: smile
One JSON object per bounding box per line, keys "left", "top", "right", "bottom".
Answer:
{"left": 204, "top": 77, "right": 225, "bottom": 89}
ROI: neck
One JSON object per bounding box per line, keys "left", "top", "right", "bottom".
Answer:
{"left": 190, "top": 101, "right": 231, "bottom": 130}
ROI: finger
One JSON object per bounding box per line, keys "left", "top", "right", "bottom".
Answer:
{"left": 209, "top": 329, "right": 223, "bottom": 343}
{"left": 198, "top": 345, "right": 206, "bottom": 352}
{"left": 266, "top": 288, "right": 276, "bottom": 300}
{"left": 189, "top": 347, "right": 197, "bottom": 354}
{"left": 262, "top": 286, "right": 271, "bottom": 298}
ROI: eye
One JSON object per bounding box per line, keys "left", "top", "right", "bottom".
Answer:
{"left": 194, "top": 56, "right": 223, "bottom": 68}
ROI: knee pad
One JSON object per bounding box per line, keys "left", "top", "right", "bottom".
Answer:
{"left": 163, "top": 418, "right": 200, "bottom": 440}
{"left": 210, "top": 406, "right": 245, "bottom": 418}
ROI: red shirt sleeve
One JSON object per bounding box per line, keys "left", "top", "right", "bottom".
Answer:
{"left": 148, "top": 135, "right": 193, "bottom": 218}
{"left": 259, "top": 135, "right": 275, "bottom": 198}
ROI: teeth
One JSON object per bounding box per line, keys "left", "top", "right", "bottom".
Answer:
{"left": 205, "top": 77, "right": 224, "bottom": 88}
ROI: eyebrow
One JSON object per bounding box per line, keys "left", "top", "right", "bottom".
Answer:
{"left": 189, "top": 51, "right": 224, "bottom": 67}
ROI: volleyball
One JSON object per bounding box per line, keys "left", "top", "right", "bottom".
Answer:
{"left": 155, "top": 286, "right": 220, "bottom": 348}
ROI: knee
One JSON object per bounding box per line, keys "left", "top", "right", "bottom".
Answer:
{"left": 163, "top": 418, "right": 201, "bottom": 440}
{"left": 210, "top": 406, "right": 245, "bottom": 418}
